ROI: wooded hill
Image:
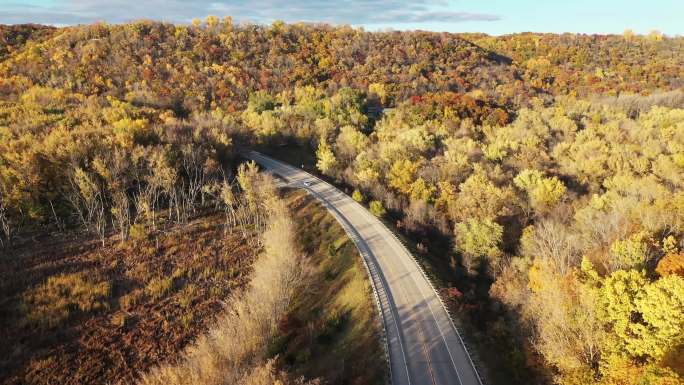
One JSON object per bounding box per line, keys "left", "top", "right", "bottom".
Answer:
{"left": 1, "top": 19, "right": 684, "bottom": 385}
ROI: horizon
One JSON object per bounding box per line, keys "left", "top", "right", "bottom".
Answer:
{"left": 1, "top": 0, "right": 683, "bottom": 36}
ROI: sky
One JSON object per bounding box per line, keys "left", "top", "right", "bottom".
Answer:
{"left": 1, "top": 0, "right": 682, "bottom": 36}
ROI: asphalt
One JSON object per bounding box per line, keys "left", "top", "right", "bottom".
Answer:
{"left": 245, "top": 151, "right": 483, "bottom": 385}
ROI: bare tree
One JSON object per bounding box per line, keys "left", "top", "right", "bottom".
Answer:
{"left": 524, "top": 219, "right": 581, "bottom": 276}
{"left": 111, "top": 190, "right": 131, "bottom": 241}
{"left": 175, "top": 145, "right": 207, "bottom": 222}
{"left": 0, "top": 195, "right": 11, "bottom": 249}
{"left": 67, "top": 167, "right": 107, "bottom": 246}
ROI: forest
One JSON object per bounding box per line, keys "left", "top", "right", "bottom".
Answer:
{"left": 1, "top": 18, "right": 683, "bottom": 385}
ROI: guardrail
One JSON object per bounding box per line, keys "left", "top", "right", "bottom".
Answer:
{"left": 248, "top": 150, "right": 485, "bottom": 385}
{"left": 380, "top": 223, "right": 486, "bottom": 385}
{"left": 300, "top": 174, "right": 486, "bottom": 385}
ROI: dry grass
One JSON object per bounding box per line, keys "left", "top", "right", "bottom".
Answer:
{"left": 139, "top": 194, "right": 313, "bottom": 385}
{"left": 0, "top": 213, "right": 258, "bottom": 385}
{"left": 21, "top": 272, "right": 111, "bottom": 329}
{"left": 145, "top": 276, "right": 175, "bottom": 301}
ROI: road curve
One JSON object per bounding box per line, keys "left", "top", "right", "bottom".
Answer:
{"left": 244, "top": 151, "right": 483, "bottom": 385}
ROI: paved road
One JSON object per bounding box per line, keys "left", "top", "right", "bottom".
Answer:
{"left": 245, "top": 151, "right": 483, "bottom": 385}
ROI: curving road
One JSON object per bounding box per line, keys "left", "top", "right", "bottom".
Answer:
{"left": 244, "top": 151, "right": 483, "bottom": 385}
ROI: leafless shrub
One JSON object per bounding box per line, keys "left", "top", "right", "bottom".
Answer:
{"left": 66, "top": 167, "right": 107, "bottom": 246}
{"left": 0, "top": 195, "right": 11, "bottom": 249}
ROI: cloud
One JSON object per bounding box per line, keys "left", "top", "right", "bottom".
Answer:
{"left": 0, "top": 0, "right": 500, "bottom": 26}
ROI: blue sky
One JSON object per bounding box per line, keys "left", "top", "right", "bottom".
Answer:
{"left": 1, "top": 0, "right": 682, "bottom": 35}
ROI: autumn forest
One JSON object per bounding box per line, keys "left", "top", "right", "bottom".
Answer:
{"left": 1, "top": 17, "right": 683, "bottom": 385}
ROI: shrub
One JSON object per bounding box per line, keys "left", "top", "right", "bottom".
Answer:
{"left": 369, "top": 200, "right": 386, "bottom": 217}
{"left": 119, "top": 288, "right": 145, "bottom": 310}
{"left": 178, "top": 284, "right": 199, "bottom": 308}
{"left": 351, "top": 189, "right": 364, "bottom": 203}
{"left": 129, "top": 223, "right": 148, "bottom": 241}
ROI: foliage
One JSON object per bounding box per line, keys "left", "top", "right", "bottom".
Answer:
{"left": 351, "top": 189, "right": 364, "bottom": 203}
{"left": 455, "top": 218, "right": 503, "bottom": 273}
{"left": 368, "top": 200, "right": 386, "bottom": 217}
{"left": 657, "top": 252, "right": 684, "bottom": 278}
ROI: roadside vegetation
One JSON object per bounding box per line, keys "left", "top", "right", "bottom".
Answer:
{"left": 280, "top": 190, "right": 384, "bottom": 384}
{"left": 139, "top": 179, "right": 316, "bottom": 385}
{"left": 137, "top": 181, "right": 384, "bottom": 385}
{"left": 2, "top": 19, "right": 684, "bottom": 385}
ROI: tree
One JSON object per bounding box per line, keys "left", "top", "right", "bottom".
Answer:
{"left": 408, "top": 178, "right": 435, "bottom": 203}
{"left": 452, "top": 173, "right": 510, "bottom": 221}
{"left": 315, "top": 140, "right": 337, "bottom": 176}
{"left": 600, "top": 270, "right": 650, "bottom": 359}
{"left": 525, "top": 259, "right": 604, "bottom": 377}
{"left": 609, "top": 232, "right": 652, "bottom": 272}
{"left": 632, "top": 275, "right": 684, "bottom": 360}
{"left": 455, "top": 218, "right": 503, "bottom": 274}
{"left": 656, "top": 252, "right": 684, "bottom": 277}
{"left": 388, "top": 159, "right": 418, "bottom": 195}
{"left": 335, "top": 125, "right": 368, "bottom": 163}
{"left": 514, "top": 169, "right": 566, "bottom": 213}
{"left": 0, "top": 194, "right": 11, "bottom": 248}
{"left": 68, "top": 167, "right": 107, "bottom": 246}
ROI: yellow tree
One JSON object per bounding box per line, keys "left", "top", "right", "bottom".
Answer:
{"left": 632, "top": 275, "right": 684, "bottom": 360}
{"left": 316, "top": 140, "right": 337, "bottom": 176}
{"left": 388, "top": 159, "right": 418, "bottom": 195}
{"left": 514, "top": 169, "right": 566, "bottom": 213}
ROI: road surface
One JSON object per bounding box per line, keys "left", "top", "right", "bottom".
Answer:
{"left": 244, "top": 151, "right": 483, "bottom": 385}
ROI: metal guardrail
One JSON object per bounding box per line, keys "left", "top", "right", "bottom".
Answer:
{"left": 302, "top": 175, "right": 486, "bottom": 385}
{"left": 380, "top": 226, "right": 486, "bottom": 385}
{"left": 248, "top": 150, "right": 486, "bottom": 385}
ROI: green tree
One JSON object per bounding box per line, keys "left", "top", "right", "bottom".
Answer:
{"left": 455, "top": 218, "right": 503, "bottom": 273}
{"left": 369, "top": 200, "right": 386, "bottom": 217}
{"left": 351, "top": 189, "right": 364, "bottom": 203}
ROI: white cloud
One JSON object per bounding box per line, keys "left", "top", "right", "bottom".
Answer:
{"left": 0, "top": 0, "right": 500, "bottom": 26}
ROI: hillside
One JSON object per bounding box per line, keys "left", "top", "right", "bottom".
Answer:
{"left": 1, "top": 19, "right": 684, "bottom": 385}
{"left": 0, "top": 184, "right": 382, "bottom": 385}
{"left": 0, "top": 21, "right": 522, "bottom": 112}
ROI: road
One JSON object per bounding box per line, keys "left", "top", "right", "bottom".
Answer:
{"left": 244, "top": 151, "right": 483, "bottom": 385}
